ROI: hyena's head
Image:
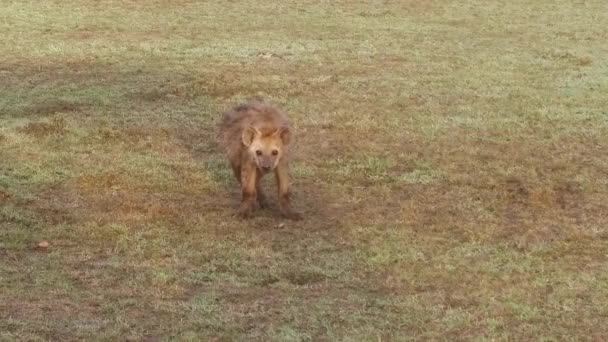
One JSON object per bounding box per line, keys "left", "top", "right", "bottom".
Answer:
{"left": 242, "top": 126, "right": 290, "bottom": 172}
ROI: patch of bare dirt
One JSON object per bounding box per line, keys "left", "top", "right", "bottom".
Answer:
{"left": 0, "top": 298, "right": 102, "bottom": 340}
{"left": 502, "top": 177, "right": 531, "bottom": 228}
{"left": 554, "top": 181, "right": 584, "bottom": 215}
{"left": 26, "top": 99, "right": 83, "bottom": 116}
{"left": 40, "top": 183, "right": 228, "bottom": 227}
{"left": 283, "top": 269, "right": 326, "bottom": 286}
{"left": 0, "top": 61, "right": 109, "bottom": 89}
{"left": 17, "top": 116, "right": 69, "bottom": 137}
{"left": 128, "top": 88, "right": 174, "bottom": 102}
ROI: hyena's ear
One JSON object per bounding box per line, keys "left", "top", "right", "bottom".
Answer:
{"left": 278, "top": 126, "right": 291, "bottom": 145}
{"left": 242, "top": 126, "right": 259, "bottom": 146}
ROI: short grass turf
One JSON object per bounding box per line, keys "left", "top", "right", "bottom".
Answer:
{"left": 1, "top": 0, "right": 608, "bottom": 340}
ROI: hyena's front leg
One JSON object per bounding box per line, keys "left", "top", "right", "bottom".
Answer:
{"left": 238, "top": 163, "right": 257, "bottom": 218}
{"left": 275, "top": 162, "right": 303, "bottom": 221}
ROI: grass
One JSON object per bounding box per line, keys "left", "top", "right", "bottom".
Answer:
{"left": 1, "top": 0, "right": 608, "bottom": 340}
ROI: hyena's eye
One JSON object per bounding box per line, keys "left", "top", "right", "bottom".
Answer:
{"left": 271, "top": 150, "right": 278, "bottom": 156}
{"left": 256, "top": 150, "right": 263, "bottom": 156}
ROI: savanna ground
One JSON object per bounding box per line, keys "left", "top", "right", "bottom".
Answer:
{"left": 1, "top": 0, "right": 608, "bottom": 340}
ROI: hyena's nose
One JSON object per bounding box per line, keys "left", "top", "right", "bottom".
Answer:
{"left": 261, "top": 166, "right": 271, "bottom": 172}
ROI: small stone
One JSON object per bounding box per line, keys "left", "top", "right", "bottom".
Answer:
{"left": 36, "top": 240, "right": 50, "bottom": 249}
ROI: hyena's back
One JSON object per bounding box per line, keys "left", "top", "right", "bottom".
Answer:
{"left": 218, "top": 100, "right": 290, "bottom": 153}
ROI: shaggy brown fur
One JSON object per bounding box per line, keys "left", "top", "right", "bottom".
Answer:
{"left": 218, "top": 99, "right": 302, "bottom": 220}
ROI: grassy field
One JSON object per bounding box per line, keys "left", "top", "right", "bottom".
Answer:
{"left": 1, "top": 0, "right": 608, "bottom": 340}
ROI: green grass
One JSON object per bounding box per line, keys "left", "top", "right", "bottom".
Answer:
{"left": 1, "top": 0, "right": 608, "bottom": 340}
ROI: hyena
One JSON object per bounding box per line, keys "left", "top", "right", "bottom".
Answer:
{"left": 218, "top": 99, "right": 302, "bottom": 220}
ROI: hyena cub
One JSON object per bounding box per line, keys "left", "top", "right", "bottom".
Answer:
{"left": 218, "top": 100, "right": 302, "bottom": 220}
